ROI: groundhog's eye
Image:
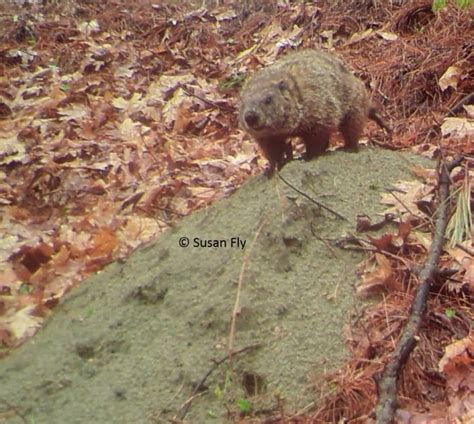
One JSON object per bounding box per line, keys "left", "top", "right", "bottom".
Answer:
{"left": 263, "top": 96, "right": 273, "bottom": 105}
{"left": 278, "top": 81, "right": 288, "bottom": 91}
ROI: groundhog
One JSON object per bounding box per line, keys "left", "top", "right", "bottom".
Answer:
{"left": 239, "top": 49, "right": 390, "bottom": 175}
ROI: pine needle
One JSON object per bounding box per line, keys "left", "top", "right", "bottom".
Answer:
{"left": 446, "top": 174, "right": 472, "bottom": 247}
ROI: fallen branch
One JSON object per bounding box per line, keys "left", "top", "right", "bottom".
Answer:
{"left": 375, "top": 156, "right": 464, "bottom": 423}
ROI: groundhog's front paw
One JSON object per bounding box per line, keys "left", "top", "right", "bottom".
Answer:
{"left": 263, "top": 165, "right": 276, "bottom": 178}
{"left": 302, "top": 152, "right": 321, "bottom": 161}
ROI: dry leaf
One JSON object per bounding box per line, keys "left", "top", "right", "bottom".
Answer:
{"left": 357, "top": 253, "right": 398, "bottom": 297}
{"left": 377, "top": 31, "right": 398, "bottom": 41}
{"left": 3, "top": 306, "right": 43, "bottom": 343}
{"left": 441, "top": 117, "right": 474, "bottom": 138}
{"left": 0, "top": 135, "right": 27, "bottom": 165}
{"left": 347, "top": 29, "right": 374, "bottom": 45}
{"left": 462, "top": 258, "right": 474, "bottom": 294}
{"left": 464, "top": 105, "right": 474, "bottom": 118}
{"left": 438, "top": 65, "right": 462, "bottom": 91}
{"left": 439, "top": 336, "right": 474, "bottom": 420}
{"left": 380, "top": 180, "right": 434, "bottom": 218}
{"left": 87, "top": 229, "right": 118, "bottom": 258}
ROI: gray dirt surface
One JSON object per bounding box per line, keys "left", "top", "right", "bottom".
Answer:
{"left": 0, "top": 148, "right": 432, "bottom": 423}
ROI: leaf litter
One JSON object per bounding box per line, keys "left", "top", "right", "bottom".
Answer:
{"left": 0, "top": 0, "right": 473, "bottom": 422}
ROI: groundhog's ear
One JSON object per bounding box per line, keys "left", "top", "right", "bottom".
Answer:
{"left": 278, "top": 80, "right": 289, "bottom": 91}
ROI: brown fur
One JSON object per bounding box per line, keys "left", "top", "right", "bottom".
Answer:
{"left": 239, "top": 50, "right": 389, "bottom": 175}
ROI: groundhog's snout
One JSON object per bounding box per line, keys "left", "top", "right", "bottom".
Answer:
{"left": 244, "top": 110, "right": 260, "bottom": 129}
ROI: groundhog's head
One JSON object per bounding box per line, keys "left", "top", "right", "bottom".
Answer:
{"left": 239, "top": 69, "right": 301, "bottom": 137}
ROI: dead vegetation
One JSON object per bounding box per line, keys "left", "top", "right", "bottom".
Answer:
{"left": 0, "top": 0, "right": 472, "bottom": 422}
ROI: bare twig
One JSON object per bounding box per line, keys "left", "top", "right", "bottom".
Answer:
{"left": 455, "top": 242, "right": 474, "bottom": 257}
{"left": 229, "top": 220, "right": 265, "bottom": 357}
{"left": 310, "top": 223, "right": 339, "bottom": 258}
{"left": 173, "top": 342, "right": 262, "bottom": 422}
{"left": 340, "top": 241, "right": 417, "bottom": 272}
{"left": 180, "top": 85, "right": 234, "bottom": 112}
{"left": 375, "top": 156, "right": 464, "bottom": 423}
{"left": 278, "top": 173, "right": 348, "bottom": 221}
{"left": 446, "top": 92, "right": 474, "bottom": 117}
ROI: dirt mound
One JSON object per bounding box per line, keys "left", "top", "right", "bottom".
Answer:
{"left": 0, "top": 149, "right": 431, "bottom": 423}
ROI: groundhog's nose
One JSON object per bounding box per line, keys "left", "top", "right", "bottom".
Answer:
{"left": 244, "top": 111, "right": 259, "bottom": 128}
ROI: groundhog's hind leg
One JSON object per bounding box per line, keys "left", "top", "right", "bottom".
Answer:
{"left": 302, "top": 130, "right": 330, "bottom": 160}
{"left": 340, "top": 112, "right": 365, "bottom": 151}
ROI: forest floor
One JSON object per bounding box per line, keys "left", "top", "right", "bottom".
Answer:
{"left": 0, "top": 1, "right": 472, "bottom": 423}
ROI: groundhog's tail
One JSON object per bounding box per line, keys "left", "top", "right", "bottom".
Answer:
{"left": 368, "top": 107, "right": 392, "bottom": 134}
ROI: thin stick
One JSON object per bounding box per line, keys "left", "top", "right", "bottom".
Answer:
{"left": 228, "top": 220, "right": 265, "bottom": 357}
{"left": 446, "top": 92, "right": 474, "bottom": 116}
{"left": 278, "top": 173, "right": 348, "bottom": 221}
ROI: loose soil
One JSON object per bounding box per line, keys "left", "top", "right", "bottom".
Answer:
{"left": 0, "top": 148, "right": 431, "bottom": 423}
